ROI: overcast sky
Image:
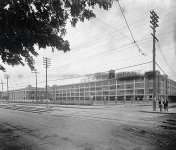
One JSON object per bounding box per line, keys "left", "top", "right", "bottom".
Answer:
{"left": 0, "top": 0, "right": 176, "bottom": 90}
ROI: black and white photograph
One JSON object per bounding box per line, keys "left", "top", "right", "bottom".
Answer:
{"left": 0, "top": 0, "right": 176, "bottom": 150}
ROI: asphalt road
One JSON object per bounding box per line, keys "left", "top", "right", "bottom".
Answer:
{"left": 0, "top": 103, "right": 176, "bottom": 150}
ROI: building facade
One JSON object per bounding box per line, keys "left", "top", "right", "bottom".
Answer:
{"left": 8, "top": 87, "right": 50, "bottom": 103}
{"left": 6, "top": 70, "right": 176, "bottom": 105}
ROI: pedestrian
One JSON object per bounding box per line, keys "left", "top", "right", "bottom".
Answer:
{"left": 165, "top": 98, "right": 169, "bottom": 112}
{"left": 163, "top": 98, "right": 166, "bottom": 112}
{"left": 158, "top": 99, "right": 162, "bottom": 112}
{"left": 153, "top": 97, "right": 157, "bottom": 111}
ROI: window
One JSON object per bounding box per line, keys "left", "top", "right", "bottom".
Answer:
{"left": 135, "top": 89, "right": 144, "bottom": 94}
{"left": 110, "top": 85, "right": 116, "bottom": 90}
{"left": 125, "top": 90, "right": 133, "bottom": 94}
{"left": 109, "top": 90, "right": 116, "bottom": 96}
{"left": 96, "top": 87, "right": 102, "bottom": 91}
{"left": 117, "top": 90, "right": 124, "bottom": 95}
{"left": 149, "top": 89, "right": 153, "bottom": 94}
{"left": 135, "top": 82, "right": 144, "bottom": 88}
{"left": 117, "top": 84, "right": 124, "bottom": 89}
{"left": 126, "top": 84, "right": 133, "bottom": 89}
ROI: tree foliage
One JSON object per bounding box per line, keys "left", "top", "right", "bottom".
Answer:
{"left": 0, "top": 0, "right": 113, "bottom": 71}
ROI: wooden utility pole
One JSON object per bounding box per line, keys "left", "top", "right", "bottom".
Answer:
{"left": 43, "top": 57, "right": 51, "bottom": 101}
{"left": 150, "top": 10, "right": 159, "bottom": 111}
{"left": 4, "top": 74, "right": 10, "bottom": 100}
{"left": 0, "top": 80, "right": 4, "bottom": 99}
{"left": 32, "top": 69, "right": 38, "bottom": 101}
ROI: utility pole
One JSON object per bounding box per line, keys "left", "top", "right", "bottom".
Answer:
{"left": 0, "top": 80, "right": 4, "bottom": 99}
{"left": 43, "top": 57, "right": 51, "bottom": 101}
{"left": 150, "top": 10, "right": 159, "bottom": 111}
{"left": 4, "top": 74, "right": 10, "bottom": 100}
{"left": 32, "top": 69, "right": 38, "bottom": 102}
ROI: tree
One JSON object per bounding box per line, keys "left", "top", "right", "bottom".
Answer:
{"left": 0, "top": 0, "right": 113, "bottom": 71}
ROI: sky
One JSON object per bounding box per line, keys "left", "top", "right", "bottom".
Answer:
{"left": 0, "top": 0, "right": 176, "bottom": 90}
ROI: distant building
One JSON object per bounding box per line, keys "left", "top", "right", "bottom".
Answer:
{"left": 7, "top": 70, "right": 176, "bottom": 105}
{"left": 8, "top": 86, "right": 52, "bottom": 103}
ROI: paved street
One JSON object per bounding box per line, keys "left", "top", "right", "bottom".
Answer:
{"left": 0, "top": 103, "right": 176, "bottom": 150}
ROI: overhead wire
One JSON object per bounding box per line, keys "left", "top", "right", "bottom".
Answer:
{"left": 157, "top": 41, "right": 176, "bottom": 76}
{"left": 155, "top": 62, "right": 175, "bottom": 80}
{"left": 156, "top": 62, "right": 167, "bottom": 75}
{"left": 7, "top": 60, "right": 153, "bottom": 90}
{"left": 71, "top": 14, "right": 150, "bottom": 51}
{"left": 62, "top": 14, "right": 176, "bottom": 66}
{"left": 44, "top": 28, "right": 176, "bottom": 73}
{"left": 116, "top": 0, "right": 145, "bottom": 55}
{"left": 72, "top": 10, "right": 176, "bottom": 53}
{"left": 83, "top": 28, "right": 176, "bottom": 61}
{"left": 6, "top": 2, "right": 176, "bottom": 89}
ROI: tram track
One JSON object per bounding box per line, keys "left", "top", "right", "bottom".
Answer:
{"left": 0, "top": 104, "right": 52, "bottom": 114}
{"left": 0, "top": 103, "right": 160, "bottom": 126}
{"left": 0, "top": 104, "right": 129, "bottom": 124}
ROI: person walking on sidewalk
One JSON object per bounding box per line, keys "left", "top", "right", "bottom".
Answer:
{"left": 153, "top": 97, "right": 157, "bottom": 111}
{"left": 158, "top": 99, "right": 162, "bottom": 112}
{"left": 164, "top": 98, "right": 169, "bottom": 112}
{"left": 163, "top": 99, "right": 166, "bottom": 112}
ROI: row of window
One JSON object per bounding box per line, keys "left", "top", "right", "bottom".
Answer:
{"left": 7, "top": 77, "right": 176, "bottom": 100}
{"left": 55, "top": 82, "right": 145, "bottom": 90}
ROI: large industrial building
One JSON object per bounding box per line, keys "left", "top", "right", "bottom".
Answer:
{"left": 4, "top": 70, "right": 176, "bottom": 105}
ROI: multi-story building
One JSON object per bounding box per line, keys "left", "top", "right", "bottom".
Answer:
{"left": 6, "top": 70, "right": 176, "bottom": 105}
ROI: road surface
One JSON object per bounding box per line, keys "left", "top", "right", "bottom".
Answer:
{"left": 0, "top": 103, "right": 176, "bottom": 150}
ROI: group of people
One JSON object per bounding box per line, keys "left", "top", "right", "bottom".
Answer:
{"left": 158, "top": 97, "right": 168, "bottom": 112}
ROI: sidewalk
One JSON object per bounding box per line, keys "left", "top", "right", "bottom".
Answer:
{"left": 139, "top": 104, "right": 176, "bottom": 114}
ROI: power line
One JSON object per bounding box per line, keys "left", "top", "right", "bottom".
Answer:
{"left": 34, "top": 61, "right": 153, "bottom": 83}
{"left": 114, "top": 61, "right": 152, "bottom": 71}
{"left": 157, "top": 42, "right": 176, "bottom": 76}
{"left": 155, "top": 62, "right": 175, "bottom": 80}
{"left": 6, "top": 60, "right": 153, "bottom": 90}
{"left": 72, "top": 29, "right": 176, "bottom": 63}
{"left": 8, "top": 54, "right": 151, "bottom": 87}
{"left": 62, "top": 28, "right": 175, "bottom": 69}
{"left": 72, "top": 14, "right": 150, "bottom": 51}
{"left": 156, "top": 62, "right": 167, "bottom": 75}
{"left": 7, "top": 30, "right": 175, "bottom": 88}
{"left": 117, "top": 0, "right": 145, "bottom": 55}
{"left": 72, "top": 11, "right": 176, "bottom": 53}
